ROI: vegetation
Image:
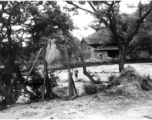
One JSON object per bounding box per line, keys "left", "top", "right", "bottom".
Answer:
{"left": 106, "top": 66, "right": 152, "bottom": 97}
{"left": 67, "top": 1, "right": 152, "bottom": 72}
{"left": 0, "top": 1, "right": 76, "bottom": 104}
{"left": 0, "top": 1, "right": 152, "bottom": 113}
{"left": 83, "top": 84, "right": 97, "bottom": 94}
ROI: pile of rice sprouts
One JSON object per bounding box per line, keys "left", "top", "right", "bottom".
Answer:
{"left": 106, "top": 66, "right": 152, "bottom": 98}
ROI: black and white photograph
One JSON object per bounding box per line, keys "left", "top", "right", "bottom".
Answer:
{"left": 0, "top": 0, "right": 152, "bottom": 119}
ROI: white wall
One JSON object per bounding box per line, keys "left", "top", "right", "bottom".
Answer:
{"left": 94, "top": 51, "right": 108, "bottom": 59}
{"left": 81, "top": 41, "right": 91, "bottom": 58}
{"left": 138, "top": 50, "right": 150, "bottom": 58}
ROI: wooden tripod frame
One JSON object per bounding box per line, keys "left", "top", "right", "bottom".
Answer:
{"left": 15, "top": 40, "right": 78, "bottom": 102}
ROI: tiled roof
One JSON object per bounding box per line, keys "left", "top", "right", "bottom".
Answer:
{"left": 84, "top": 29, "right": 113, "bottom": 44}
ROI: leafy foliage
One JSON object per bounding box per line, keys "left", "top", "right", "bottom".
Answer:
{"left": 0, "top": 1, "right": 75, "bottom": 103}
{"left": 23, "top": 69, "right": 58, "bottom": 101}
{"left": 83, "top": 84, "right": 97, "bottom": 94}
{"left": 67, "top": 1, "right": 152, "bottom": 72}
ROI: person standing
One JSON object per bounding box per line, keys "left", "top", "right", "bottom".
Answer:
{"left": 74, "top": 69, "right": 79, "bottom": 81}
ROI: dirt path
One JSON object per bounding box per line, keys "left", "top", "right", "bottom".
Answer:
{"left": 123, "top": 98, "right": 152, "bottom": 120}
{"left": 1, "top": 92, "right": 152, "bottom": 119}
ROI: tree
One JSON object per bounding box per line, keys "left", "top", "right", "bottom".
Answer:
{"left": 30, "top": 1, "right": 100, "bottom": 87}
{"left": 129, "top": 26, "right": 152, "bottom": 58}
{"left": 28, "top": 1, "right": 79, "bottom": 97}
{"left": 62, "top": 30, "right": 100, "bottom": 84}
{"left": 128, "top": 8, "right": 152, "bottom": 58}
{"left": 0, "top": 1, "right": 33, "bottom": 104}
{"left": 67, "top": 1, "right": 152, "bottom": 72}
{"left": 0, "top": 1, "right": 69, "bottom": 103}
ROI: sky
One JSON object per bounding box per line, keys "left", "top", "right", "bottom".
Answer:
{"left": 59, "top": 0, "right": 148, "bottom": 40}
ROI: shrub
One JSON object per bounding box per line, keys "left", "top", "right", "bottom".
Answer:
{"left": 83, "top": 84, "right": 97, "bottom": 94}
{"left": 23, "top": 69, "right": 58, "bottom": 101}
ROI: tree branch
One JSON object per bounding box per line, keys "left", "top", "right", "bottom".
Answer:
{"left": 140, "top": 2, "right": 152, "bottom": 22}
{"left": 88, "top": 1, "right": 96, "bottom": 12}
{"left": 128, "top": 2, "right": 152, "bottom": 43}
{"left": 104, "top": 2, "right": 122, "bottom": 48}
{"left": 66, "top": 1, "right": 95, "bottom": 15}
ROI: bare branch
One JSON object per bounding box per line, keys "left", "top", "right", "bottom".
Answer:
{"left": 66, "top": 1, "right": 95, "bottom": 15}
{"left": 103, "top": 2, "right": 122, "bottom": 48}
{"left": 140, "top": 2, "right": 152, "bottom": 21}
{"left": 88, "top": 1, "right": 96, "bottom": 12}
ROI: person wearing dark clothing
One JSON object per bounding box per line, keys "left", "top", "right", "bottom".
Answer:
{"left": 74, "top": 69, "right": 78, "bottom": 80}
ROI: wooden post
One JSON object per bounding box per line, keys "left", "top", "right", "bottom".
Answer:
{"left": 42, "top": 46, "right": 47, "bottom": 100}
{"left": 71, "top": 76, "right": 77, "bottom": 95}
{"left": 42, "top": 46, "right": 52, "bottom": 100}
{"left": 15, "top": 48, "right": 42, "bottom": 103}
{"left": 64, "top": 42, "right": 74, "bottom": 97}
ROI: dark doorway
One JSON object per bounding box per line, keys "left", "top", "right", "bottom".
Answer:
{"left": 108, "top": 50, "right": 119, "bottom": 58}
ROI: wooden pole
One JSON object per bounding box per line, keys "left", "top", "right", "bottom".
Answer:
{"left": 71, "top": 76, "right": 77, "bottom": 95}
{"left": 64, "top": 42, "right": 74, "bottom": 97}
{"left": 15, "top": 48, "right": 42, "bottom": 102}
{"left": 42, "top": 46, "right": 47, "bottom": 100}
{"left": 42, "top": 45, "right": 53, "bottom": 100}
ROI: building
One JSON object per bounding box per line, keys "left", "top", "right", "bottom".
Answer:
{"left": 136, "top": 48, "right": 150, "bottom": 58}
{"left": 81, "top": 38, "right": 119, "bottom": 60}
{"left": 81, "top": 29, "right": 150, "bottom": 60}
{"left": 81, "top": 29, "right": 119, "bottom": 60}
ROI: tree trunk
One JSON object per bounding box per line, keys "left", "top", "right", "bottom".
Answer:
{"left": 64, "top": 43, "right": 74, "bottom": 97}
{"left": 3, "top": 28, "right": 14, "bottom": 104}
{"left": 0, "top": 79, "right": 13, "bottom": 104}
{"left": 80, "top": 55, "right": 100, "bottom": 84}
{"left": 4, "top": 58, "right": 14, "bottom": 104}
{"left": 118, "top": 47, "right": 127, "bottom": 72}
{"left": 63, "top": 30, "right": 99, "bottom": 84}
{"left": 119, "top": 53, "right": 125, "bottom": 72}
{"left": 45, "top": 62, "right": 54, "bottom": 99}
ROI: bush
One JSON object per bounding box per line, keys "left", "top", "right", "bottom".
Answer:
{"left": 23, "top": 69, "right": 58, "bottom": 101}
{"left": 23, "top": 70, "right": 44, "bottom": 101}
{"left": 83, "top": 84, "right": 97, "bottom": 94}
